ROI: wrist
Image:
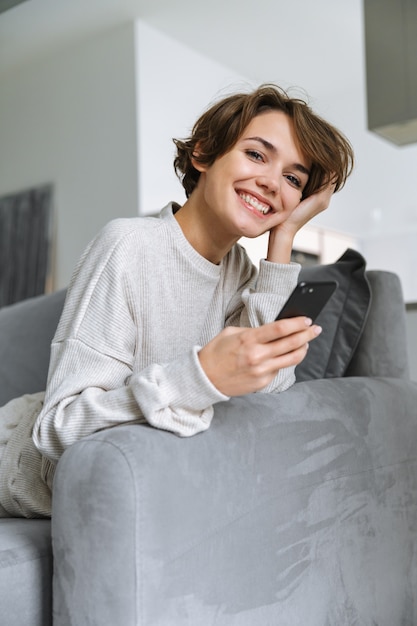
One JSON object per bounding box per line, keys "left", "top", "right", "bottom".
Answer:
{"left": 267, "top": 227, "right": 296, "bottom": 264}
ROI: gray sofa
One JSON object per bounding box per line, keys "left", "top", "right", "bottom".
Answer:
{"left": 0, "top": 270, "right": 416, "bottom": 626}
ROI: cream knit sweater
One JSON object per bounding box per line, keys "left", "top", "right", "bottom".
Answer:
{"left": 1, "top": 203, "right": 299, "bottom": 517}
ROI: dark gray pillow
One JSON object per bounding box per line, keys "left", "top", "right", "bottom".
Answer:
{"left": 295, "top": 249, "right": 372, "bottom": 381}
{"left": 0, "top": 289, "right": 66, "bottom": 406}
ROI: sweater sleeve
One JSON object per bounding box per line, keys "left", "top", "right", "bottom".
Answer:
{"left": 129, "top": 346, "right": 228, "bottom": 436}
{"left": 224, "top": 246, "right": 300, "bottom": 328}
{"left": 241, "top": 259, "right": 301, "bottom": 326}
{"left": 33, "top": 220, "right": 228, "bottom": 463}
{"left": 33, "top": 339, "right": 227, "bottom": 463}
{"left": 224, "top": 247, "right": 301, "bottom": 394}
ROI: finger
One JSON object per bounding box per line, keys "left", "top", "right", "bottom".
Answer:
{"left": 267, "top": 324, "right": 322, "bottom": 358}
{"left": 263, "top": 322, "right": 323, "bottom": 369}
{"left": 254, "top": 325, "right": 322, "bottom": 372}
{"left": 318, "top": 178, "right": 337, "bottom": 204}
{"left": 253, "top": 316, "right": 314, "bottom": 344}
{"left": 263, "top": 342, "right": 311, "bottom": 373}
{"left": 248, "top": 340, "right": 312, "bottom": 389}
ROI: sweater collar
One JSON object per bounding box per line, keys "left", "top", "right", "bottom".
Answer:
{"left": 160, "top": 203, "right": 223, "bottom": 277}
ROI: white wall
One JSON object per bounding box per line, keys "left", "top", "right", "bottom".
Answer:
{"left": 308, "top": 88, "right": 417, "bottom": 301}
{"left": 133, "top": 22, "right": 360, "bottom": 267}
{"left": 240, "top": 227, "right": 359, "bottom": 268}
{"left": 134, "top": 24, "right": 417, "bottom": 304}
{"left": 134, "top": 20, "right": 251, "bottom": 215}
{"left": 361, "top": 231, "right": 417, "bottom": 303}
{"left": 1, "top": 16, "right": 415, "bottom": 303}
{"left": 0, "top": 23, "right": 138, "bottom": 289}
{"left": 0, "top": 19, "right": 251, "bottom": 288}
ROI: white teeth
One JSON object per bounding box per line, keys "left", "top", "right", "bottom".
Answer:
{"left": 239, "top": 192, "right": 270, "bottom": 214}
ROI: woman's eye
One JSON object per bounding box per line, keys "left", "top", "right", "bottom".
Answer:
{"left": 285, "top": 174, "right": 302, "bottom": 189}
{"left": 246, "top": 150, "right": 264, "bottom": 162}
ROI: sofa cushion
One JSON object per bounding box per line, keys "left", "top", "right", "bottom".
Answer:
{"left": 345, "top": 270, "right": 410, "bottom": 379}
{"left": 0, "top": 290, "right": 66, "bottom": 407}
{"left": 295, "top": 248, "right": 372, "bottom": 381}
{"left": 0, "top": 519, "right": 52, "bottom": 626}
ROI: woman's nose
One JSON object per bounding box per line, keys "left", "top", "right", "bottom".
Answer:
{"left": 256, "top": 173, "right": 280, "bottom": 195}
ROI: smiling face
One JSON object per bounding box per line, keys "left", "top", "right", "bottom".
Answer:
{"left": 188, "top": 110, "right": 311, "bottom": 249}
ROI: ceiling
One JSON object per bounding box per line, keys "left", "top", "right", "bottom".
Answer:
{"left": 0, "top": 0, "right": 416, "bottom": 240}
{"left": 0, "top": 0, "right": 362, "bottom": 97}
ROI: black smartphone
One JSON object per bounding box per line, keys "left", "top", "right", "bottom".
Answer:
{"left": 275, "top": 280, "right": 338, "bottom": 322}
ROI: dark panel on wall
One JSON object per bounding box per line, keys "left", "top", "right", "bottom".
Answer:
{"left": 0, "top": 185, "right": 53, "bottom": 308}
{"left": 364, "top": 0, "right": 417, "bottom": 145}
{"left": 0, "top": 0, "right": 29, "bottom": 16}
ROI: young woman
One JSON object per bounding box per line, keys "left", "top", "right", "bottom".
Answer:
{"left": 0, "top": 84, "right": 354, "bottom": 518}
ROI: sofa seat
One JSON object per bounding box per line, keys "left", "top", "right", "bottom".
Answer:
{"left": 0, "top": 519, "right": 52, "bottom": 626}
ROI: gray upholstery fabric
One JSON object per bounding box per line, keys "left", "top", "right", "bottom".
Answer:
{"left": 52, "top": 379, "right": 417, "bottom": 625}
{"left": 0, "top": 269, "right": 416, "bottom": 625}
{"left": 0, "top": 519, "right": 52, "bottom": 626}
{"left": 346, "top": 270, "right": 410, "bottom": 378}
{"left": 0, "top": 289, "right": 66, "bottom": 407}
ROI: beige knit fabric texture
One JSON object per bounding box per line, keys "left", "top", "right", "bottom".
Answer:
{"left": 0, "top": 204, "right": 299, "bottom": 517}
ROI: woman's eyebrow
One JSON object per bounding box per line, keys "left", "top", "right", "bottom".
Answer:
{"left": 245, "top": 136, "right": 276, "bottom": 153}
{"left": 293, "top": 162, "right": 310, "bottom": 177}
{"left": 244, "top": 136, "right": 310, "bottom": 176}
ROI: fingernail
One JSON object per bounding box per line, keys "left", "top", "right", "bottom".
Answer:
{"left": 305, "top": 317, "right": 312, "bottom": 326}
{"left": 314, "top": 325, "right": 322, "bottom": 336}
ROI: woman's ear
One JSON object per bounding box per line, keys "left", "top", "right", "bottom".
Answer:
{"left": 191, "top": 145, "right": 208, "bottom": 173}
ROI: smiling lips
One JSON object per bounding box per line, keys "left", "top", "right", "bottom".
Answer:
{"left": 238, "top": 192, "right": 272, "bottom": 216}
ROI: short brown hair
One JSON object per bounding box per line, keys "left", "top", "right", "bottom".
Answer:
{"left": 173, "top": 84, "right": 354, "bottom": 199}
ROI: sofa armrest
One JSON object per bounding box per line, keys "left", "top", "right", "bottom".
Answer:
{"left": 51, "top": 378, "right": 417, "bottom": 626}
{"left": 346, "top": 270, "right": 410, "bottom": 378}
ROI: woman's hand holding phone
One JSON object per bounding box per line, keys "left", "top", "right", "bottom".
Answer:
{"left": 198, "top": 316, "right": 322, "bottom": 397}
